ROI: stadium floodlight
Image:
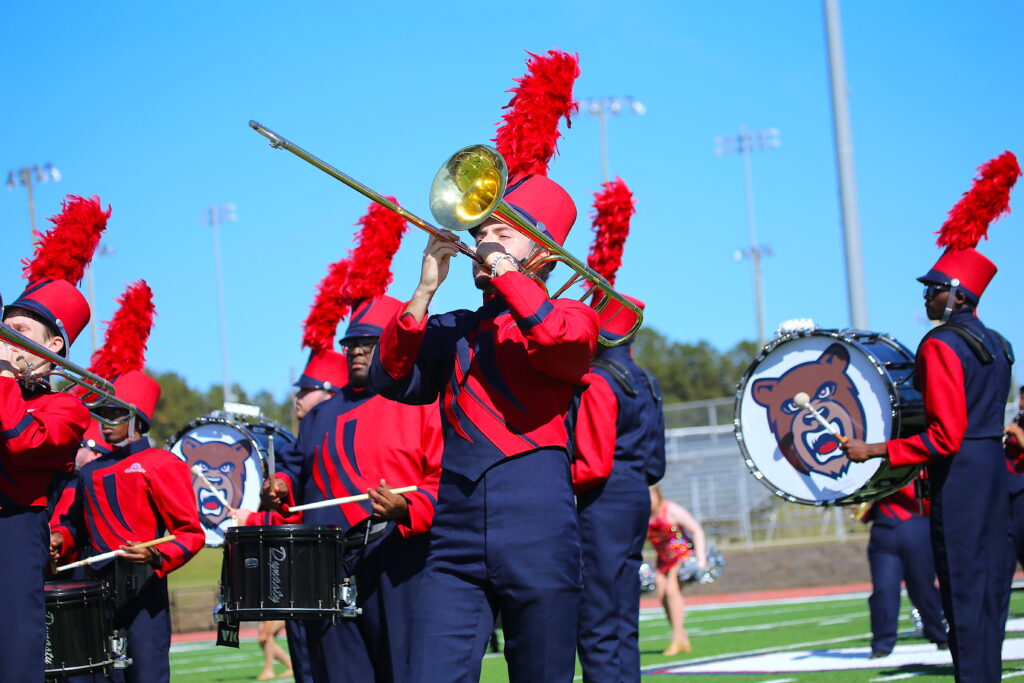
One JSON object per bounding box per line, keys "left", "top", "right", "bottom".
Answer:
{"left": 577, "top": 97, "right": 646, "bottom": 182}
{"left": 716, "top": 125, "right": 781, "bottom": 346}
{"left": 6, "top": 162, "right": 61, "bottom": 232}
{"left": 202, "top": 204, "right": 238, "bottom": 405}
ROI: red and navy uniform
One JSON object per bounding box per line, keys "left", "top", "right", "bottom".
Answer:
{"left": 0, "top": 378, "right": 88, "bottom": 683}
{"left": 1004, "top": 419, "right": 1024, "bottom": 570}
{"left": 370, "top": 271, "right": 599, "bottom": 682}
{"left": 866, "top": 483, "right": 947, "bottom": 654}
{"left": 573, "top": 343, "right": 665, "bottom": 682}
{"left": 52, "top": 437, "right": 204, "bottom": 683}
{"left": 887, "top": 309, "right": 1012, "bottom": 680}
{"left": 275, "top": 384, "right": 441, "bottom": 683}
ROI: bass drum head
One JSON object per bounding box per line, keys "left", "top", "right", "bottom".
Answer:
{"left": 168, "top": 416, "right": 266, "bottom": 547}
{"left": 735, "top": 330, "right": 918, "bottom": 506}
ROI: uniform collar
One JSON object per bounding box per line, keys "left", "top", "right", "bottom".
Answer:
{"left": 112, "top": 436, "right": 151, "bottom": 457}
{"left": 479, "top": 292, "right": 509, "bottom": 319}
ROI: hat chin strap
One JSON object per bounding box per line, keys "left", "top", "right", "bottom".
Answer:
{"left": 941, "top": 279, "right": 960, "bottom": 324}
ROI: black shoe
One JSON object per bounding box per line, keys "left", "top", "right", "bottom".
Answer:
{"left": 869, "top": 650, "right": 891, "bottom": 659}
{"left": 935, "top": 641, "right": 949, "bottom": 651}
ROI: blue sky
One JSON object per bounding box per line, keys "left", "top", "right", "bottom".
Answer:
{"left": 3, "top": 2, "right": 1023, "bottom": 399}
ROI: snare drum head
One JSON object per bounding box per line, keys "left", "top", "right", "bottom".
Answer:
{"left": 736, "top": 331, "right": 903, "bottom": 505}
{"left": 168, "top": 417, "right": 266, "bottom": 547}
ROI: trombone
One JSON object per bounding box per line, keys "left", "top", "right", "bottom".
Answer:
{"left": 248, "top": 121, "right": 643, "bottom": 346}
{"left": 0, "top": 323, "right": 136, "bottom": 426}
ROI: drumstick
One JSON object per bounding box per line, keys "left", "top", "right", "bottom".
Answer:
{"left": 288, "top": 486, "right": 418, "bottom": 513}
{"left": 268, "top": 434, "right": 276, "bottom": 481}
{"left": 793, "top": 392, "right": 848, "bottom": 444}
{"left": 190, "top": 465, "right": 234, "bottom": 510}
{"left": 56, "top": 534, "right": 177, "bottom": 572}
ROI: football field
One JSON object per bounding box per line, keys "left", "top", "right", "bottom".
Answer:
{"left": 169, "top": 589, "right": 1024, "bottom": 681}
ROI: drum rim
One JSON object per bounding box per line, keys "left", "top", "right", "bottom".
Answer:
{"left": 165, "top": 412, "right": 295, "bottom": 451}
{"left": 225, "top": 524, "right": 345, "bottom": 538}
{"left": 44, "top": 579, "right": 109, "bottom": 598}
{"left": 733, "top": 328, "right": 920, "bottom": 506}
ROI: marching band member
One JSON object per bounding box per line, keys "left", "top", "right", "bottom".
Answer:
{"left": 259, "top": 295, "right": 442, "bottom": 683}
{"left": 369, "top": 49, "right": 593, "bottom": 683}
{"left": 863, "top": 481, "right": 947, "bottom": 658}
{"left": 845, "top": 151, "right": 1019, "bottom": 682}
{"left": 245, "top": 202, "right": 442, "bottom": 683}
{"left": 50, "top": 282, "right": 205, "bottom": 683}
{"left": 370, "top": 179, "right": 598, "bottom": 680}
{"left": 1003, "top": 387, "right": 1024, "bottom": 572}
{"left": 0, "top": 195, "right": 105, "bottom": 683}
{"left": 572, "top": 179, "right": 667, "bottom": 681}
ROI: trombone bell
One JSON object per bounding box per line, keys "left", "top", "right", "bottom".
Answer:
{"left": 429, "top": 145, "right": 507, "bottom": 230}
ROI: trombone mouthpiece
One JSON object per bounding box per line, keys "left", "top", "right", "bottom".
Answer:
{"left": 793, "top": 392, "right": 811, "bottom": 409}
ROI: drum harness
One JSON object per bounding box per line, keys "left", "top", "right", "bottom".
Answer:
{"left": 907, "top": 322, "right": 1014, "bottom": 506}
{"left": 590, "top": 358, "right": 662, "bottom": 405}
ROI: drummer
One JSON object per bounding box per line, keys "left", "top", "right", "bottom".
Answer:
{"left": 845, "top": 151, "right": 1018, "bottom": 681}
{"left": 50, "top": 370, "right": 204, "bottom": 683}
{"left": 253, "top": 296, "right": 442, "bottom": 683}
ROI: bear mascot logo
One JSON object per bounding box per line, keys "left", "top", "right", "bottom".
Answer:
{"left": 751, "top": 343, "right": 865, "bottom": 478}
{"left": 181, "top": 435, "right": 251, "bottom": 532}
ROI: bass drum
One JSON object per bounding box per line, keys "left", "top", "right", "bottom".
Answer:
{"left": 167, "top": 412, "right": 295, "bottom": 547}
{"left": 734, "top": 328, "right": 924, "bottom": 506}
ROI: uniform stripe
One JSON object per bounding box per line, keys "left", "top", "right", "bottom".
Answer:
{"left": 102, "top": 473, "right": 134, "bottom": 534}
{"left": 0, "top": 413, "right": 34, "bottom": 440}
{"left": 517, "top": 300, "right": 553, "bottom": 332}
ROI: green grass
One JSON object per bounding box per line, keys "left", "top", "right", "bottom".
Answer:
{"left": 168, "top": 592, "right": 1024, "bottom": 681}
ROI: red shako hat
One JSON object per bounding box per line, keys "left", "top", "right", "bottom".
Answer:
{"left": 597, "top": 294, "right": 646, "bottom": 339}
{"left": 7, "top": 195, "right": 110, "bottom": 354}
{"left": 111, "top": 370, "right": 161, "bottom": 430}
{"left": 918, "top": 151, "right": 1020, "bottom": 302}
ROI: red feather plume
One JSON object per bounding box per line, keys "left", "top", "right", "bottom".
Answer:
{"left": 587, "top": 178, "right": 636, "bottom": 286}
{"left": 937, "top": 151, "right": 1020, "bottom": 250}
{"left": 89, "top": 281, "right": 155, "bottom": 379}
{"left": 494, "top": 50, "right": 580, "bottom": 178}
{"left": 22, "top": 195, "right": 110, "bottom": 284}
{"left": 341, "top": 200, "right": 408, "bottom": 304}
{"left": 303, "top": 259, "right": 351, "bottom": 353}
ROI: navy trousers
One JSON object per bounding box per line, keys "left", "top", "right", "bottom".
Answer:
{"left": 306, "top": 523, "right": 429, "bottom": 682}
{"left": 867, "top": 517, "right": 947, "bottom": 653}
{"left": 929, "top": 438, "right": 1010, "bottom": 682}
{"left": 0, "top": 508, "right": 47, "bottom": 683}
{"left": 576, "top": 472, "right": 650, "bottom": 682}
{"left": 286, "top": 620, "right": 312, "bottom": 683}
{"left": 69, "top": 575, "right": 171, "bottom": 683}
{"left": 407, "top": 449, "right": 582, "bottom": 683}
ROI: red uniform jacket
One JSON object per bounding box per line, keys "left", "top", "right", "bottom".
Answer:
{"left": 52, "top": 438, "right": 205, "bottom": 577}
{"left": 271, "top": 386, "right": 443, "bottom": 537}
{"left": 0, "top": 377, "right": 88, "bottom": 508}
{"left": 869, "top": 482, "right": 929, "bottom": 527}
{"left": 370, "top": 272, "right": 600, "bottom": 481}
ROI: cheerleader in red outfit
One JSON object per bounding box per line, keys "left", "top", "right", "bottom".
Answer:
{"left": 648, "top": 484, "right": 706, "bottom": 655}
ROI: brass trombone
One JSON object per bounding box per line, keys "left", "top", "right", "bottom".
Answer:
{"left": 0, "top": 323, "right": 136, "bottom": 426}
{"left": 248, "top": 121, "right": 643, "bottom": 346}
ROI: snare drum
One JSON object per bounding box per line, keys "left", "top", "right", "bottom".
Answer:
{"left": 167, "top": 413, "right": 295, "bottom": 546}
{"left": 221, "top": 525, "right": 350, "bottom": 620}
{"left": 44, "top": 580, "right": 115, "bottom": 676}
{"left": 735, "top": 329, "right": 924, "bottom": 506}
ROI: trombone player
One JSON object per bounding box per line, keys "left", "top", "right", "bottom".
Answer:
{"left": 0, "top": 280, "right": 93, "bottom": 683}
{"left": 369, "top": 174, "right": 600, "bottom": 682}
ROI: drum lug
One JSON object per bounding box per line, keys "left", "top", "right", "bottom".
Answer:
{"left": 109, "top": 630, "right": 131, "bottom": 669}
{"left": 341, "top": 578, "right": 361, "bottom": 618}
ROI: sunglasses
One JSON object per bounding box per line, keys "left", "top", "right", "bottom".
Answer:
{"left": 344, "top": 337, "right": 378, "bottom": 353}
{"left": 923, "top": 284, "right": 951, "bottom": 299}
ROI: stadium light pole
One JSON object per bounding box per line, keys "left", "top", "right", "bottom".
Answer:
{"left": 578, "top": 97, "right": 646, "bottom": 183}
{"left": 202, "top": 204, "right": 237, "bottom": 405}
{"left": 716, "top": 126, "right": 781, "bottom": 346}
{"left": 823, "top": 0, "right": 869, "bottom": 329}
{"left": 6, "top": 163, "right": 61, "bottom": 233}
